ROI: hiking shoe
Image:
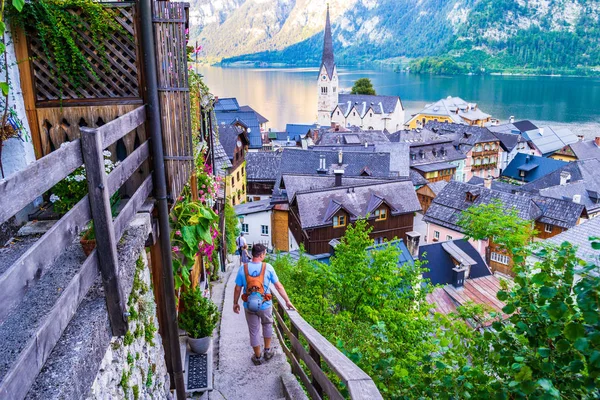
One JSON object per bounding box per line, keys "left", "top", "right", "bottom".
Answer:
{"left": 263, "top": 347, "right": 274, "bottom": 360}
{"left": 251, "top": 354, "right": 263, "bottom": 365}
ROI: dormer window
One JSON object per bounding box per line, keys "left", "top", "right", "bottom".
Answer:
{"left": 466, "top": 191, "right": 479, "bottom": 202}
{"left": 333, "top": 215, "right": 346, "bottom": 228}
{"left": 375, "top": 208, "right": 387, "bottom": 221}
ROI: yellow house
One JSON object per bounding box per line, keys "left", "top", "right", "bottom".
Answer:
{"left": 218, "top": 123, "right": 249, "bottom": 206}
{"left": 406, "top": 96, "right": 492, "bottom": 130}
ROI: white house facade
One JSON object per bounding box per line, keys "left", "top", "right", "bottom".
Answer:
{"left": 234, "top": 199, "right": 273, "bottom": 251}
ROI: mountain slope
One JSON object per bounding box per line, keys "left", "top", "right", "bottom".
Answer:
{"left": 190, "top": 0, "right": 600, "bottom": 73}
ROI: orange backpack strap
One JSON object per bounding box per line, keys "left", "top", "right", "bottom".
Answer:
{"left": 241, "top": 263, "right": 250, "bottom": 301}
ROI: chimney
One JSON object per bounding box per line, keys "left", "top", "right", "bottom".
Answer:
{"left": 334, "top": 169, "right": 344, "bottom": 187}
{"left": 509, "top": 115, "right": 515, "bottom": 124}
{"left": 405, "top": 231, "right": 421, "bottom": 258}
{"left": 317, "top": 155, "right": 327, "bottom": 174}
{"left": 364, "top": 141, "right": 368, "bottom": 148}
{"left": 452, "top": 264, "right": 468, "bottom": 288}
{"left": 484, "top": 175, "right": 492, "bottom": 189}
{"left": 595, "top": 137, "right": 600, "bottom": 147}
{"left": 338, "top": 150, "right": 343, "bottom": 165}
{"left": 577, "top": 134, "right": 584, "bottom": 142}
{"left": 560, "top": 171, "right": 571, "bottom": 186}
{"left": 573, "top": 194, "right": 581, "bottom": 204}
{"left": 525, "top": 155, "right": 530, "bottom": 163}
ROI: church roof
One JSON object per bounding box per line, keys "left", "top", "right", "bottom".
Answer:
{"left": 320, "top": 5, "right": 335, "bottom": 80}
{"left": 336, "top": 94, "right": 401, "bottom": 118}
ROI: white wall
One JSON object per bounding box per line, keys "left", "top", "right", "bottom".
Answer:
{"left": 239, "top": 210, "right": 273, "bottom": 250}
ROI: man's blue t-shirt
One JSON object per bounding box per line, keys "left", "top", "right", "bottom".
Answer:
{"left": 235, "top": 262, "right": 278, "bottom": 310}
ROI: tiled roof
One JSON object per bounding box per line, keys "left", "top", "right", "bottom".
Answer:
{"left": 518, "top": 159, "right": 600, "bottom": 215}
{"left": 282, "top": 174, "right": 390, "bottom": 202}
{"left": 213, "top": 139, "right": 233, "bottom": 177}
{"left": 569, "top": 139, "right": 600, "bottom": 160}
{"left": 337, "top": 94, "right": 402, "bottom": 118}
{"left": 425, "top": 121, "right": 498, "bottom": 147}
{"left": 234, "top": 199, "right": 273, "bottom": 216}
{"left": 293, "top": 180, "right": 420, "bottom": 229}
{"left": 412, "top": 162, "right": 457, "bottom": 173}
{"left": 316, "top": 130, "right": 390, "bottom": 145}
{"left": 419, "top": 239, "right": 491, "bottom": 286}
{"left": 215, "top": 110, "right": 262, "bottom": 149}
{"left": 410, "top": 170, "right": 429, "bottom": 186}
{"left": 546, "top": 217, "right": 600, "bottom": 268}
{"left": 388, "top": 128, "right": 450, "bottom": 145}
{"left": 423, "top": 181, "right": 543, "bottom": 232}
{"left": 488, "top": 120, "right": 538, "bottom": 135}
{"left": 522, "top": 126, "right": 579, "bottom": 156}
{"left": 214, "top": 98, "right": 240, "bottom": 112}
{"left": 409, "top": 97, "right": 490, "bottom": 125}
{"left": 490, "top": 130, "right": 523, "bottom": 152}
{"left": 531, "top": 196, "right": 584, "bottom": 228}
{"left": 409, "top": 142, "right": 466, "bottom": 167}
{"left": 502, "top": 153, "right": 567, "bottom": 183}
{"left": 427, "top": 180, "right": 449, "bottom": 196}
{"left": 246, "top": 151, "right": 282, "bottom": 182}
{"left": 279, "top": 148, "right": 394, "bottom": 178}
{"left": 467, "top": 176, "right": 519, "bottom": 193}
{"left": 218, "top": 124, "right": 247, "bottom": 160}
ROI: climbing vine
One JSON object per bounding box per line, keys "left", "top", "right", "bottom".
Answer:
{"left": 7, "top": 0, "right": 125, "bottom": 89}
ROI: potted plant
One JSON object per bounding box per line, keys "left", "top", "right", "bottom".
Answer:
{"left": 178, "top": 287, "right": 219, "bottom": 354}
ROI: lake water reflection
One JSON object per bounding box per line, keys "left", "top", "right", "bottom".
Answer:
{"left": 197, "top": 65, "right": 600, "bottom": 135}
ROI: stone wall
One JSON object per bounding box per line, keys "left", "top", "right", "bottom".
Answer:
{"left": 86, "top": 251, "right": 171, "bottom": 400}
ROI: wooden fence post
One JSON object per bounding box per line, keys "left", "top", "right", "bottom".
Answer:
{"left": 309, "top": 345, "right": 324, "bottom": 397}
{"left": 81, "top": 127, "right": 128, "bottom": 336}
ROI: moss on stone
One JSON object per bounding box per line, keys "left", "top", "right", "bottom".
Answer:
{"left": 123, "top": 331, "right": 134, "bottom": 346}
{"left": 144, "top": 321, "right": 157, "bottom": 346}
{"left": 132, "top": 384, "right": 140, "bottom": 400}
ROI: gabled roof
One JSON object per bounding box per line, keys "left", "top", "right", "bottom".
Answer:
{"left": 218, "top": 124, "right": 248, "bottom": 160}
{"left": 234, "top": 199, "right": 272, "bottom": 216}
{"left": 467, "top": 176, "right": 518, "bottom": 194}
{"left": 490, "top": 130, "right": 524, "bottom": 152}
{"left": 409, "top": 97, "right": 490, "bottom": 125}
{"left": 215, "top": 110, "right": 262, "bottom": 149}
{"left": 239, "top": 105, "right": 268, "bottom": 124}
{"left": 293, "top": 180, "right": 420, "bottom": 229}
{"left": 419, "top": 239, "right": 490, "bottom": 286}
{"left": 488, "top": 120, "right": 538, "bottom": 135}
{"left": 213, "top": 139, "right": 233, "bottom": 177}
{"left": 427, "top": 180, "right": 449, "bottom": 196}
{"left": 568, "top": 139, "right": 600, "bottom": 160}
{"left": 409, "top": 142, "right": 466, "bottom": 167}
{"left": 502, "top": 153, "right": 567, "bottom": 183}
{"left": 522, "top": 126, "right": 579, "bottom": 156}
{"left": 518, "top": 159, "right": 600, "bottom": 214}
{"left": 281, "top": 174, "right": 390, "bottom": 203}
{"left": 337, "top": 94, "right": 402, "bottom": 117}
{"left": 246, "top": 151, "right": 282, "bottom": 182}
{"left": 546, "top": 217, "right": 600, "bottom": 270}
{"left": 423, "top": 181, "right": 543, "bottom": 232}
{"left": 316, "top": 130, "right": 390, "bottom": 145}
{"left": 425, "top": 121, "right": 498, "bottom": 146}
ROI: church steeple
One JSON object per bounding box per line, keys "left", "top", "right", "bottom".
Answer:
{"left": 321, "top": 4, "right": 335, "bottom": 79}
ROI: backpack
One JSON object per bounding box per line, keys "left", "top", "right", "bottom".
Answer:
{"left": 241, "top": 262, "right": 272, "bottom": 312}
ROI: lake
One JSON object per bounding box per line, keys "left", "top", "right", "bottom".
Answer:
{"left": 197, "top": 65, "right": 600, "bottom": 136}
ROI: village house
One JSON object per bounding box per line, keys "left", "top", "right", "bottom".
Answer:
{"left": 405, "top": 96, "right": 493, "bottom": 129}
{"left": 518, "top": 158, "right": 600, "bottom": 219}
{"left": 317, "top": 6, "right": 405, "bottom": 131}
{"left": 245, "top": 151, "right": 282, "bottom": 201}
{"left": 423, "top": 180, "right": 585, "bottom": 274}
{"left": 218, "top": 124, "right": 249, "bottom": 205}
{"left": 426, "top": 122, "right": 503, "bottom": 182}
{"left": 501, "top": 153, "right": 567, "bottom": 184}
{"left": 420, "top": 239, "right": 507, "bottom": 323}
{"left": 416, "top": 180, "right": 448, "bottom": 213}
{"left": 214, "top": 97, "right": 268, "bottom": 150}
{"left": 288, "top": 178, "right": 421, "bottom": 255}
{"left": 550, "top": 136, "right": 600, "bottom": 162}
{"left": 519, "top": 126, "right": 579, "bottom": 158}
{"left": 234, "top": 199, "right": 274, "bottom": 251}
{"left": 545, "top": 217, "right": 600, "bottom": 269}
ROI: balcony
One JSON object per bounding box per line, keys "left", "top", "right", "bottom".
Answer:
{"left": 471, "top": 162, "right": 497, "bottom": 171}
{"left": 472, "top": 149, "right": 498, "bottom": 157}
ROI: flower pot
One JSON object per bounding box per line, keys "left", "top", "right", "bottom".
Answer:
{"left": 188, "top": 336, "right": 211, "bottom": 354}
{"left": 80, "top": 237, "right": 96, "bottom": 257}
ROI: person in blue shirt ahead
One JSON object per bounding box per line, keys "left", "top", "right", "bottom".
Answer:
{"left": 233, "top": 243, "right": 294, "bottom": 365}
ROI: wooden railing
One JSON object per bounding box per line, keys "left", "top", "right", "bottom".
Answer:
{"left": 0, "top": 106, "right": 150, "bottom": 399}
{"left": 272, "top": 291, "right": 383, "bottom": 400}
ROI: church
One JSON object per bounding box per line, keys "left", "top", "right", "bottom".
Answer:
{"left": 317, "top": 7, "right": 405, "bottom": 132}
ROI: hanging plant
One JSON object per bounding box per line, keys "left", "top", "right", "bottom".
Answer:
{"left": 7, "top": 0, "right": 126, "bottom": 89}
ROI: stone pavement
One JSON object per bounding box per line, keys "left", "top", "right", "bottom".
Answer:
{"left": 199, "top": 256, "right": 296, "bottom": 400}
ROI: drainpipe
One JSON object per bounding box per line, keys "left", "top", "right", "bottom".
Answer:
{"left": 139, "top": 1, "right": 186, "bottom": 399}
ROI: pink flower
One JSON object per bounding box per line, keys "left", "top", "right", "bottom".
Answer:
{"left": 172, "top": 246, "right": 180, "bottom": 252}
{"left": 199, "top": 190, "right": 204, "bottom": 194}
{"left": 202, "top": 184, "right": 206, "bottom": 188}
{"left": 175, "top": 230, "right": 181, "bottom": 236}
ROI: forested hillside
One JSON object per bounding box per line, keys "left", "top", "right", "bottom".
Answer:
{"left": 190, "top": 0, "right": 600, "bottom": 75}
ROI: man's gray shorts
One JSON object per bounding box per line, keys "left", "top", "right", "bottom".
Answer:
{"left": 244, "top": 307, "right": 273, "bottom": 347}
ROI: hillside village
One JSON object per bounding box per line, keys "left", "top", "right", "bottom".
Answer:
{"left": 0, "top": 2, "right": 599, "bottom": 400}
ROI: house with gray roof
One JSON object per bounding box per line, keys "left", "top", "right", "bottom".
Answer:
{"left": 235, "top": 199, "right": 274, "bottom": 251}
{"left": 522, "top": 126, "right": 579, "bottom": 157}
{"left": 518, "top": 158, "right": 600, "bottom": 218}
{"left": 289, "top": 179, "right": 420, "bottom": 254}
{"left": 544, "top": 217, "right": 600, "bottom": 276}
{"left": 550, "top": 137, "right": 600, "bottom": 162}
{"left": 214, "top": 97, "right": 268, "bottom": 150}
{"left": 245, "top": 151, "right": 282, "bottom": 200}
{"left": 423, "top": 180, "right": 585, "bottom": 270}
{"left": 405, "top": 96, "right": 492, "bottom": 129}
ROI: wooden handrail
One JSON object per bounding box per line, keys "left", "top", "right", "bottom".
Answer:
{"left": 272, "top": 290, "right": 383, "bottom": 400}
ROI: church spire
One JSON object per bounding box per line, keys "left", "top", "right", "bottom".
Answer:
{"left": 321, "top": 4, "right": 335, "bottom": 79}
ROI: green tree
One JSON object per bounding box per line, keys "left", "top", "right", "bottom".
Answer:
{"left": 350, "top": 78, "right": 376, "bottom": 95}
{"left": 224, "top": 200, "right": 239, "bottom": 254}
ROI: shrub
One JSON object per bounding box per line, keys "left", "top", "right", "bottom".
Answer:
{"left": 178, "top": 287, "right": 219, "bottom": 339}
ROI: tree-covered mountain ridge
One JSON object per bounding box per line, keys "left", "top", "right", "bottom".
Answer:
{"left": 190, "top": 0, "right": 600, "bottom": 75}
